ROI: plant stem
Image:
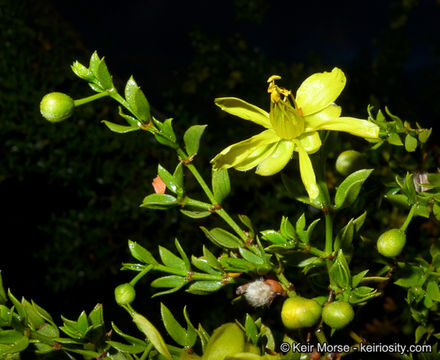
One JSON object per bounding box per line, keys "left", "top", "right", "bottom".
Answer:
{"left": 400, "top": 204, "right": 416, "bottom": 232}
{"left": 139, "top": 343, "right": 154, "bottom": 360}
{"left": 324, "top": 212, "right": 333, "bottom": 256}
{"left": 130, "top": 264, "right": 154, "bottom": 286}
{"left": 73, "top": 91, "right": 110, "bottom": 107}
{"left": 276, "top": 272, "right": 296, "bottom": 297}
{"left": 296, "top": 243, "right": 327, "bottom": 258}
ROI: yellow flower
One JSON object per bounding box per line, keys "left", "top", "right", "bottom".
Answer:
{"left": 211, "top": 68, "right": 379, "bottom": 201}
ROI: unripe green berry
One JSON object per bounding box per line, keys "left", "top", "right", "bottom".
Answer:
{"left": 322, "top": 301, "right": 354, "bottom": 329}
{"left": 202, "top": 323, "right": 245, "bottom": 360}
{"left": 335, "top": 150, "right": 366, "bottom": 176}
{"left": 281, "top": 296, "right": 322, "bottom": 330}
{"left": 377, "top": 229, "right": 406, "bottom": 258}
{"left": 40, "top": 92, "right": 75, "bottom": 122}
{"left": 114, "top": 283, "right": 136, "bottom": 305}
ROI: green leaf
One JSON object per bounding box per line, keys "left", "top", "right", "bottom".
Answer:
{"left": 329, "top": 250, "right": 351, "bottom": 289}
{"left": 22, "top": 299, "right": 45, "bottom": 330}
{"left": 403, "top": 173, "right": 417, "bottom": 205}
{"left": 153, "top": 118, "right": 176, "bottom": 143}
{"left": 418, "top": 128, "right": 432, "bottom": 143}
{"left": 212, "top": 168, "right": 231, "bottom": 204}
{"left": 88, "top": 304, "right": 104, "bottom": 327}
{"left": 158, "top": 165, "right": 180, "bottom": 194}
{"left": 160, "top": 303, "right": 188, "bottom": 347}
{"left": 387, "top": 133, "right": 403, "bottom": 146}
{"left": 31, "top": 300, "right": 55, "bottom": 326}
{"left": 238, "top": 214, "right": 255, "bottom": 239}
{"left": 239, "top": 248, "right": 264, "bottom": 265}
{"left": 203, "top": 246, "right": 222, "bottom": 270}
{"left": 183, "top": 306, "right": 197, "bottom": 348}
{"left": 180, "top": 209, "right": 212, "bottom": 219}
{"left": 334, "top": 169, "right": 373, "bottom": 209}
{"left": 415, "top": 325, "right": 427, "bottom": 343}
{"left": 159, "top": 246, "right": 187, "bottom": 271}
{"left": 112, "top": 322, "right": 147, "bottom": 346}
{"left": 151, "top": 276, "right": 187, "bottom": 289}
{"left": 348, "top": 286, "right": 379, "bottom": 304}
{"left": 89, "top": 51, "right": 101, "bottom": 77}
{"left": 353, "top": 211, "right": 367, "bottom": 232}
{"left": 107, "top": 340, "right": 146, "bottom": 354}
{"left": 219, "top": 257, "right": 255, "bottom": 272}
{"left": 71, "top": 60, "right": 94, "bottom": 81}
{"left": 404, "top": 134, "right": 417, "bottom": 152}
{"left": 385, "top": 193, "right": 409, "bottom": 208}
{"left": 77, "top": 310, "right": 89, "bottom": 335}
{"left": 280, "top": 217, "right": 296, "bottom": 240}
{"left": 125, "top": 76, "right": 151, "bottom": 122}
{"left": 89, "top": 82, "right": 104, "bottom": 93}
{"left": 0, "top": 333, "right": 29, "bottom": 355}
{"left": 186, "top": 281, "right": 223, "bottom": 295}
{"left": 191, "top": 256, "right": 220, "bottom": 275}
{"left": 0, "top": 272, "right": 7, "bottom": 305}
{"left": 101, "top": 120, "right": 139, "bottom": 133}
{"left": 351, "top": 270, "right": 369, "bottom": 288}
{"left": 132, "top": 313, "right": 172, "bottom": 360}
{"left": 174, "top": 239, "right": 191, "bottom": 271}
{"left": 173, "top": 163, "right": 184, "bottom": 189}
{"left": 260, "top": 230, "right": 287, "bottom": 245}
{"left": 118, "top": 106, "right": 140, "bottom": 127}
{"left": 184, "top": 125, "right": 207, "bottom": 157}
{"left": 95, "top": 57, "right": 113, "bottom": 89}
{"left": 201, "top": 227, "right": 242, "bottom": 249}
{"left": 128, "top": 240, "right": 157, "bottom": 264}
{"left": 426, "top": 281, "right": 440, "bottom": 302}
{"left": 141, "top": 194, "right": 178, "bottom": 210}
{"left": 244, "top": 314, "right": 258, "bottom": 344}
{"left": 394, "top": 264, "right": 425, "bottom": 288}
{"left": 8, "top": 290, "right": 26, "bottom": 323}
{"left": 333, "top": 219, "right": 354, "bottom": 253}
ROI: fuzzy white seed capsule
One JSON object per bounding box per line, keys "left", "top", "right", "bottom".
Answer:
{"left": 243, "top": 279, "right": 274, "bottom": 307}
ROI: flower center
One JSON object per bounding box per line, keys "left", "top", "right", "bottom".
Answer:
{"left": 267, "top": 75, "right": 304, "bottom": 139}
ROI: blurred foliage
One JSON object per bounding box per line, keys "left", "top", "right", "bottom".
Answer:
{"left": 1, "top": 0, "right": 440, "bottom": 346}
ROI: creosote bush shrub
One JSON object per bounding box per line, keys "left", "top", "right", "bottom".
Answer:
{"left": 1, "top": 49, "right": 440, "bottom": 360}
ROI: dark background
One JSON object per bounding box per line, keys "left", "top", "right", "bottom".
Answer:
{"left": 1, "top": 0, "right": 439, "bottom": 346}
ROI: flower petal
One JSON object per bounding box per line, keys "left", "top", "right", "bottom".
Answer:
{"left": 235, "top": 143, "right": 278, "bottom": 171}
{"left": 294, "top": 140, "right": 320, "bottom": 201}
{"left": 296, "top": 68, "right": 346, "bottom": 116}
{"left": 306, "top": 116, "right": 379, "bottom": 139}
{"left": 255, "top": 140, "right": 295, "bottom": 176}
{"left": 298, "top": 132, "right": 322, "bottom": 154}
{"left": 270, "top": 102, "right": 304, "bottom": 139}
{"left": 215, "top": 97, "right": 271, "bottom": 128}
{"left": 211, "top": 129, "right": 279, "bottom": 170}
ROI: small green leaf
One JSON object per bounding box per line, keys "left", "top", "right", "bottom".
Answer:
{"left": 173, "top": 163, "right": 184, "bottom": 189}
{"left": 89, "top": 51, "right": 101, "bottom": 77}
{"left": 296, "top": 213, "right": 306, "bottom": 234}
{"left": 212, "top": 168, "right": 231, "bottom": 204}
{"left": 118, "top": 106, "right": 139, "bottom": 127}
{"left": 183, "top": 306, "right": 197, "bottom": 348}
{"left": 351, "top": 270, "right": 369, "bottom": 288}
{"left": 141, "top": 194, "right": 178, "bottom": 210}
{"left": 101, "top": 120, "right": 139, "bottom": 133}
{"left": 95, "top": 57, "right": 113, "bottom": 89}
{"left": 7, "top": 290, "right": 26, "bottom": 323}
{"left": 394, "top": 264, "right": 425, "bottom": 288}
{"left": 71, "top": 60, "right": 94, "bottom": 81}
{"left": 128, "top": 240, "right": 157, "bottom": 264}
{"left": 239, "top": 248, "right": 264, "bottom": 265}
{"left": 403, "top": 173, "right": 417, "bottom": 205}
{"left": 203, "top": 246, "right": 222, "bottom": 270}
{"left": 88, "top": 304, "right": 104, "bottom": 326}
{"left": 329, "top": 250, "right": 351, "bottom": 289}
{"left": 112, "top": 322, "right": 148, "bottom": 346}
{"left": 404, "top": 134, "right": 417, "bottom": 152}
{"left": 158, "top": 165, "right": 180, "bottom": 194}
{"left": 125, "top": 76, "right": 151, "bottom": 122}
{"left": 238, "top": 214, "right": 255, "bottom": 238}
{"left": 191, "top": 256, "right": 220, "bottom": 275}
{"left": 0, "top": 333, "right": 29, "bottom": 355}
{"left": 244, "top": 314, "right": 258, "bottom": 344}
{"left": 261, "top": 230, "right": 287, "bottom": 245}
{"left": 174, "top": 239, "right": 191, "bottom": 271}
{"left": 387, "top": 133, "right": 403, "bottom": 146}
{"left": 219, "top": 257, "right": 255, "bottom": 272}
{"left": 89, "top": 82, "right": 104, "bottom": 93}
{"left": 0, "top": 272, "right": 7, "bottom": 305}
{"left": 348, "top": 286, "right": 379, "bottom": 304}
{"left": 154, "top": 118, "right": 176, "bottom": 143}
{"left": 151, "top": 276, "right": 187, "bottom": 289}
{"left": 160, "top": 303, "right": 188, "bottom": 347}
{"left": 186, "top": 281, "right": 223, "bottom": 295}
{"left": 159, "top": 246, "right": 187, "bottom": 271}
{"left": 201, "top": 227, "right": 242, "bottom": 249}
{"left": 280, "top": 217, "right": 296, "bottom": 240}
{"left": 418, "top": 128, "right": 432, "bottom": 143}
{"left": 107, "top": 340, "right": 146, "bottom": 354}
{"left": 184, "top": 125, "right": 207, "bottom": 157}
{"left": 180, "top": 209, "right": 212, "bottom": 219}
{"left": 132, "top": 312, "right": 172, "bottom": 360}
{"left": 426, "top": 281, "right": 440, "bottom": 302}
{"left": 334, "top": 219, "right": 354, "bottom": 253}
{"left": 77, "top": 310, "right": 89, "bottom": 335}
{"left": 22, "top": 299, "right": 45, "bottom": 330}
{"left": 334, "top": 169, "right": 373, "bottom": 209}
{"left": 415, "top": 325, "right": 427, "bottom": 343}
{"left": 385, "top": 193, "right": 409, "bottom": 208}
{"left": 353, "top": 211, "right": 367, "bottom": 232}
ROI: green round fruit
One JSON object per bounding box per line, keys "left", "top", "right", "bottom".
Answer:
{"left": 114, "top": 283, "right": 136, "bottom": 305}
{"left": 322, "top": 301, "right": 354, "bottom": 329}
{"left": 281, "top": 296, "right": 322, "bottom": 330}
{"left": 40, "top": 92, "right": 75, "bottom": 122}
{"left": 335, "top": 150, "right": 365, "bottom": 176}
{"left": 377, "top": 229, "right": 406, "bottom": 258}
{"left": 202, "top": 323, "right": 245, "bottom": 360}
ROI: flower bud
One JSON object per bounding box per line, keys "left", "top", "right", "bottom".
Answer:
{"left": 377, "top": 229, "right": 406, "bottom": 258}
{"left": 114, "top": 283, "right": 136, "bottom": 305}
{"left": 40, "top": 92, "right": 75, "bottom": 122}
{"left": 281, "top": 296, "right": 322, "bottom": 330}
{"left": 322, "top": 301, "right": 354, "bottom": 329}
{"left": 335, "top": 150, "right": 366, "bottom": 176}
{"left": 202, "top": 323, "right": 245, "bottom": 360}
